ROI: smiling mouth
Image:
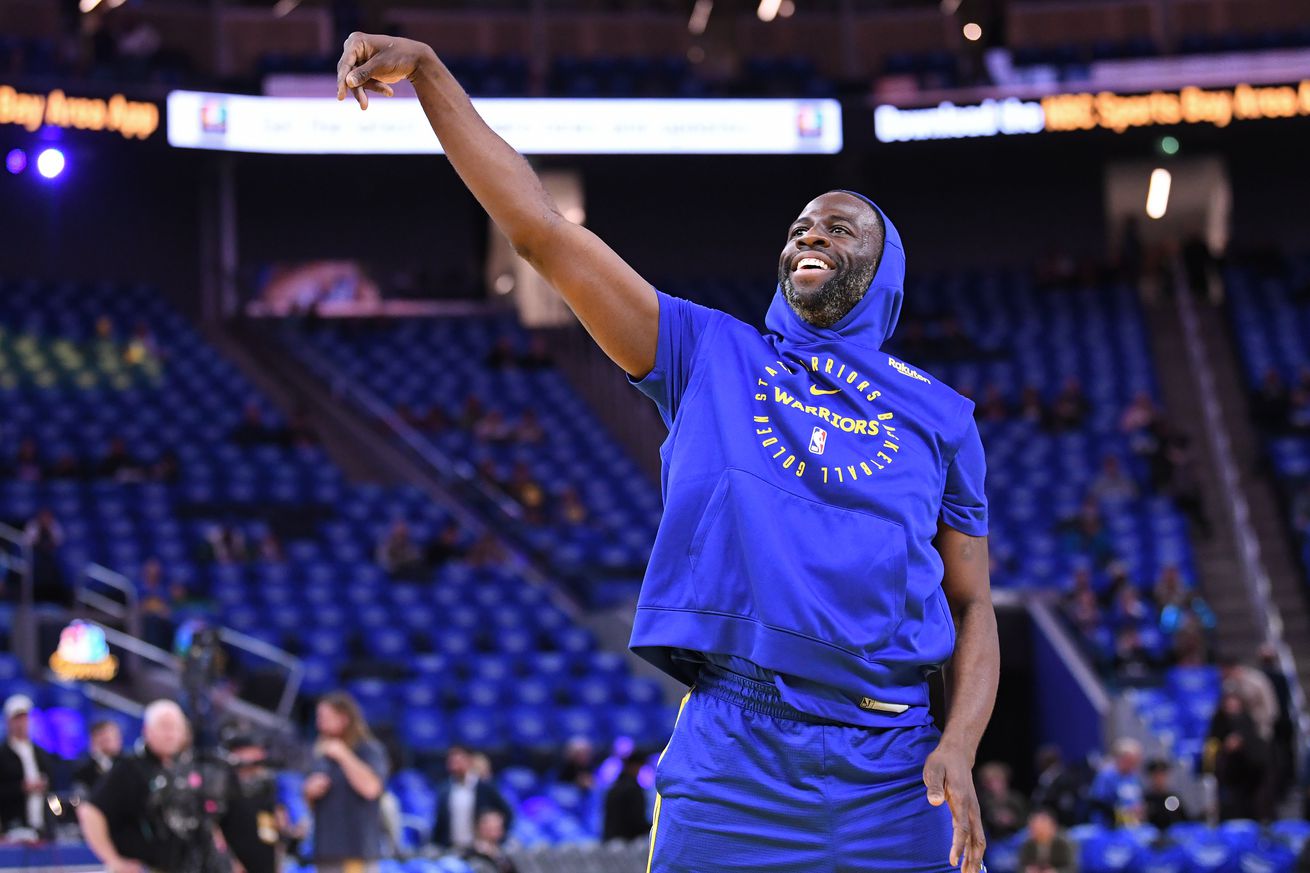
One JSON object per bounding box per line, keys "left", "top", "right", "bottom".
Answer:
{"left": 793, "top": 256, "right": 834, "bottom": 274}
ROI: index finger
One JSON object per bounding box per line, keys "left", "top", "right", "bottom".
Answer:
{"left": 962, "top": 795, "right": 986, "bottom": 873}
{"left": 336, "top": 34, "right": 365, "bottom": 101}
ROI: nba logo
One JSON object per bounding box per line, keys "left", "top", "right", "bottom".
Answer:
{"left": 808, "top": 427, "right": 827, "bottom": 455}
{"left": 200, "top": 101, "right": 228, "bottom": 133}
{"left": 796, "top": 104, "right": 823, "bottom": 138}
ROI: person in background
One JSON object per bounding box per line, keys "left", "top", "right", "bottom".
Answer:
{"left": 1112, "top": 627, "right": 1157, "bottom": 685}
{"left": 976, "top": 385, "right": 1009, "bottom": 422}
{"left": 1119, "top": 392, "right": 1158, "bottom": 439}
{"left": 1030, "top": 745, "right": 1084, "bottom": 829}
{"left": 0, "top": 695, "right": 53, "bottom": 836}
{"left": 79, "top": 699, "right": 272, "bottom": 873}
{"left": 1049, "top": 377, "right": 1088, "bottom": 431}
{"left": 304, "top": 692, "right": 389, "bottom": 872}
{"left": 513, "top": 410, "right": 544, "bottom": 444}
{"left": 1219, "top": 656, "right": 1279, "bottom": 743}
{"left": 1088, "top": 738, "right": 1145, "bottom": 826}
{"left": 375, "top": 520, "right": 425, "bottom": 580}
{"left": 257, "top": 531, "right": 284, "bottom": 563}
{"left": 1206, "top": 690, "right": 1270, "bottom": 821}
{"left": 976, "top": 761, "right": 1027, "bottom": 840}
{"left": 602, "top": 752, "right": 649, "bottom": 842}
{"left": 558, "top": 488, "right": 589, "bottom": 527}
{"left": 24, "top": 507, "right": 69, "bottom": 606}
{"left": 11, "top": 437, "right": 42, "bottom": 482}
{"left": 461, "top": 809, "right": 519, "bottom": 873}
{"left": 470, "top": 752, "right": 493, "bottom": 782}
{"left": 1018, "top": 386, "right": 1045, "bottom": 425}
{"left": 1018, "top": 808, "right": 1078, "bottom": 873}
{"left": 432, "top": 745, "right": 513, "bottom": 851}
{"left": 1142, "top": 759, "right": 1188, "bottom": 830}
{"left": 204, "top": 525, "right": 249, "bottom": 564}
{"left": 98, "top": 437, "right": 145, "bottom": 482}
{"left": 557, "top": 737, "right": 595, "bottom": 791}
{"left": 484, "top": 337, "right": 517, "bottom": 369}
{"left": 1089, "top": 456, "right": 1138, "bottom": 503}
{"left": 139, "top": 557, "right": 184, "bottom": 650}
{"left": 227, "top": 734, "right": 302, "bottom": 867}
{"left": 73, "top": 719, "right": 123, "bottom": 795}
{"left": 1257, "top": 643, "right": 1295, "bottom": 803}
{"left": 425, "top": 521, "right": 468, "bottom": 568}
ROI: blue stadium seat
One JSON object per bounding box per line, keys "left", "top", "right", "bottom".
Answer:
{"left": 1080, "top": 830, "right": 1142, "bottom": 873}
{"left": 452, "top": 706, "right": 504, "bottom": 751}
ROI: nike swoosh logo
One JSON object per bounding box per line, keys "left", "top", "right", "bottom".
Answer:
{"left": 809, "top": 385, "right": 841, "bottom": 396}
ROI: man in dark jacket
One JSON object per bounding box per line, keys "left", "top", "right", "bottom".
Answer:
{"left": 603, "top": 752, "right": 649, "bottom": 842}
{"left": 72, "top": 720, "right": 123, "bottom": 795}
{"left": 0, "top": 695, "right": 55, "bottom": 835}
{"left": 432, "top": 746, "right": 512, "bottom": 850}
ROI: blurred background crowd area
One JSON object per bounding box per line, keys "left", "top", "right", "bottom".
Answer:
{"left": 1, "top": 0, "right": 1310, "bottom": 871}
{"left": 0, "top": 0, "right": 1306, "bottom": 98}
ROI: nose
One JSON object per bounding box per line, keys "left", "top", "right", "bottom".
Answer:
{"left": 797, "top": 228, "right": 831, "bottom": 249}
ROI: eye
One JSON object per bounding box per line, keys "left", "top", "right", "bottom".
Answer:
{"left": 831, "top": 225, "right": 850, "bottom": 235}
{"left": 790, "top": 227, "right": 806, "bottom": 238}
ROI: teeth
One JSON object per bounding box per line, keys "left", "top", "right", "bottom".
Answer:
{"left": 796, "top": 257, "right": 832, "bottom": 271}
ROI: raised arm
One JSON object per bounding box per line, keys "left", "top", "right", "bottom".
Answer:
{"left": 336, "top": 33, "right": 659, "bottom": 377}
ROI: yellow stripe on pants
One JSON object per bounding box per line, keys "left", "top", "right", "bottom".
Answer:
{"left": 647, "top": 690, "right": 693, "bottom": 873}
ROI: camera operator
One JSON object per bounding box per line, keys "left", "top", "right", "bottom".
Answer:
{"left": 76, "top": 700, "right": 273, "bottom": 873}
{"left": 225, "top": 734, "right": 304, "bottom": 869}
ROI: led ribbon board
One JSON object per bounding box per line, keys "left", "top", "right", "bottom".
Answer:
{"left": 167, "top": 91, "right": 843, "bottom": 155}
{"left": 876, "top": 79, "right": 1310, "bottom": 142}
{"left": 0, "top": 84, "right": 159, "bottom": 140}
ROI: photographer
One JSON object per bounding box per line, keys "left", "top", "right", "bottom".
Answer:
{"left": 226, "top": 734, "right": 304, "bottom": 868}
{"left": 77, "top": 700, "right": 273, "bottom": 873}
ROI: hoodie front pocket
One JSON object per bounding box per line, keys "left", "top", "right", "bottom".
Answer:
{"left": 687, "top": 467, "right": 908, "bottom": 659}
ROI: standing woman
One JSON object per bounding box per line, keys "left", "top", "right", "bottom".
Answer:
{"left": 304, "top": 692, "right": 390, "bottom": 872}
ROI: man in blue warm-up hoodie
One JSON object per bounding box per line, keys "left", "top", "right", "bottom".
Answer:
{"left": 338, "top": 33, "right": 998, "bottom": 873}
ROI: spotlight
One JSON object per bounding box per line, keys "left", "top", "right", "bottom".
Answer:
{"left": 962, "top": 22, "right": 983, "bottom": 41}
{"left": 757, "top": 0, "right": 782, "bottom": 22}
{"left": 688, "top": 0, "right": 713, "bottom": 35}
{"left": 1159, "top": 135, "right": 1180, "bottom": 156}
{"left": 5, "top": 149, "right": 27, "bottom": 175}
{"left": 1145, "top": 168, "right": 1171, "bottom": 219}
{"left": 36, "top": 148, "right": 66, "bottom": 179}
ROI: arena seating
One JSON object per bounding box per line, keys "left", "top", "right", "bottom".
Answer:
{"left": 1224, "top": 253, "right": 1310, "bottom": 589}
{"left": 289, "top": 317, "right": 662, "bottom": 593}
{"left": 985, "top": 818, "right": 1308, "bottom": 873}
{"left": 0, "top": 277, "right": 676, "bottom": 848}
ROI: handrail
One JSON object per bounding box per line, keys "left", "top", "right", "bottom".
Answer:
{"left": 284, "top": 323, "right": 526, "bottom": 522}
{"left": 96, "top": 623, "right": 304, "bottom": 723}
{"left": 0, "top": 521, "right": 36, "bottom": 672}
{"left": 1174, "top": 275, "right": 1310, "bottom": 756}
{"left": 216, "top": 626, "right": 304, "bottom": 720}
{"left": 78, "top": 563, "right": 143, "bottom": 641}
{"left": 97, "top": 623, "right": 179, "bottom": 670}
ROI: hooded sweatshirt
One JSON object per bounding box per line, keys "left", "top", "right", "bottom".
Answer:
{"left": 628, "top": 194, "right": 988, "bottom": 727}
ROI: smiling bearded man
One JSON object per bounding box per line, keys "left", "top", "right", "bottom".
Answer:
{"left": 335, "top": 32, "right": 999, "bottom": 873}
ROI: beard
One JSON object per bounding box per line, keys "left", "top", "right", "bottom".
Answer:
{"left": 778, "top": 259, "right": 877, "bottom": 329}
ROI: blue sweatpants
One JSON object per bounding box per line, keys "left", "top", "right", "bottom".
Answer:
{"left": 648, "top": 665, "right": 962, "bottom": 873}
